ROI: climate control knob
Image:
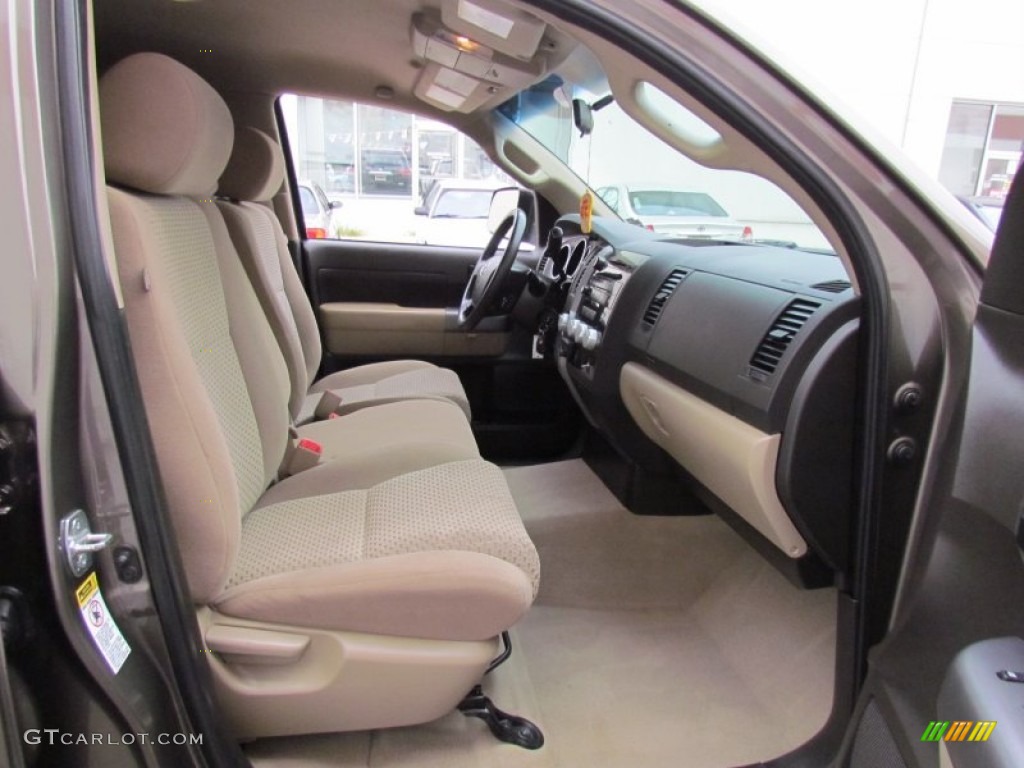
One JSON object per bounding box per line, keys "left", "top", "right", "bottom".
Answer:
{"left": 581, "top": 328, "right": 602, "bottom": 350}
{"left": 570, "top": 318, "right": 585, "bottom": 341}
{"left": 557, "top": 312, "right": 570, "bottom": 332}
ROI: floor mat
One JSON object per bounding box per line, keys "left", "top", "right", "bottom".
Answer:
{"left": 246, "top": 459, "right": 836, "bottom": 767}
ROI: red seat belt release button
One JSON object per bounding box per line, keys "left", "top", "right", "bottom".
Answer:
{"left": 297, "top": 438, "right": 322, "bottom": 455}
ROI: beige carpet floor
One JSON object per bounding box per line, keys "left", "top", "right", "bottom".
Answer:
{"left": 246, "top": 459, "right": 836, "bottom": 768}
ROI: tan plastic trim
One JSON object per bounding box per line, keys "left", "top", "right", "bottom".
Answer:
{"left": 319, "top": 302, "right": 509, "bottom": 357}
{"left": 204, "top": 623, "right": 310, "bottom": 665}
{"left": 619, "top": 363, "right": 807, "bottom": 558}
{"left": 939, "top": 741, "right": 953, "bottom": 768}
{"left": 320, "top": 302, "right": 446, "bottom": 355}
{"left": 320, "top": 302, "right": 447, "bottom": 332}
{"left": 198, "top": 608, "right": 498, "bottom": 739}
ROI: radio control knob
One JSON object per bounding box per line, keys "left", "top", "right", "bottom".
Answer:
{"left": 557, "top": 312, "right": 570, "bottom": 332}
{"left": 570, "top": 318, "right": 584, "bottom": 341}
{"left": 581, "top": 328, "right": 602, "bottom": 350}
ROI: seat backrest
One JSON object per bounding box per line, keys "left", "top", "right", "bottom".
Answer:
{"left": 100, "top": 53, "right": 292, "bottom": 601}
{"left": 218, "top": 128, "right": 323, "bottom": 419}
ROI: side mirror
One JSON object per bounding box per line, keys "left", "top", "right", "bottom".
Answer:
{"left": 414, "top": 205, "right": 429, "bottom": 216}
{"left": 488, "top": 188, "right": 520, "bottom": 233}
{"left": 329, "top": 200, "right": 343, "bottom": 210}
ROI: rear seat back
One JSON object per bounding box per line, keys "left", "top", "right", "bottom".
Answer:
{"left": 101, "top": 53, "right": 292, "bottom": 600}
{"left": 216, "top": 128, "right": 474, "bottom": 423}
{"left": 217, "top": 127, "right": 322, "bottom": 418}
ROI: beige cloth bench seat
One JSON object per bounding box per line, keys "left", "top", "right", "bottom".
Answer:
{"left": 293, "top": 398, "right": 475, "bottom": 481}
{"left": 99, "top": 52, "right": 539, "bottom": 740}
{"left": 215, "top": 459, "right": 539, "bottom": 641}
{"left": 217, "top": 126, "right": 471, "bottom": 423}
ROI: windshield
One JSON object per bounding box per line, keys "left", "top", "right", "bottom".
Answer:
{"left": 498, "top": 69, "right": 832, "bottom": 252}
{"left": 434, "top": 189, "right": 492, "bottom": 218}
{"left": 629, "top": 190, "right": 728, "bottom": 217}
{"left": 363, "top": 150, "right": 408, "bottom": 169}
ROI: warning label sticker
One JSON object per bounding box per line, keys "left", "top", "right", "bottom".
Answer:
{"left": 76, "top": 572, "right": 131, "bottom": 674}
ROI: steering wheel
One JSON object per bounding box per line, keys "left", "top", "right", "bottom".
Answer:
{"left": 458, "top": 208, "right": 527, "bottom": 330}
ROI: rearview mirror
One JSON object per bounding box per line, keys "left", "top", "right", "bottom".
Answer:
{"left": 572, "top": 98, "right": 594, "bottom": 137}
{"left": 488, "top": 188, "right": 520, "bottom": 233}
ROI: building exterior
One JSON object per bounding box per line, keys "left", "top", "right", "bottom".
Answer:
{"left": 696, "top": 0, "right": 1023, "bottom": 198}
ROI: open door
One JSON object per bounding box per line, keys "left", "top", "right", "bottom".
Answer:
{"left": 0, "top": 631, "right": 23, "bottom": 768}
{"left": 840, "top": 169, "right": 1024, "bottom": 767}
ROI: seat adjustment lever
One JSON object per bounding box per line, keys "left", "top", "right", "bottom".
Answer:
{"left": 457, "top": 684, "right": 544, "bottom": 750}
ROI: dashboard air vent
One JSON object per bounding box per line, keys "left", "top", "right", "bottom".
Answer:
{"left": 749, "top": 298, "right": 821, "bottom": 376}
{"left": 810, "top": 279, "right": 851, "bottom": 293}
{"left": 642, "top": 269, "right": 688, "bottom": 327}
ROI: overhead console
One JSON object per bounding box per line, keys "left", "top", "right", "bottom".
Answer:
{"left": 549, "top": 215, "right": 860, "bottom": 585}
{"left": 410, "top": 2, "right": 573, "bottom": 113}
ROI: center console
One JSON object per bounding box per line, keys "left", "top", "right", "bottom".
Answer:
{"left": 556, "top": 240, "right": 639, "bottom": 378}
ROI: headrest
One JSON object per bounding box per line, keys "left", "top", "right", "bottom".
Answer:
{"left": 100, "top": 53, "right": 234, "bottom": 196}
{"left": 218, "top": 127, "right": 285, "bottom": 202}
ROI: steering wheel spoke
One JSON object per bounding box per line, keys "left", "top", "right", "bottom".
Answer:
{"left": 458, "top": 209, "right": 527, "bottom": 330}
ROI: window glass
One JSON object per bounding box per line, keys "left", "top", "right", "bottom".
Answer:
{"left": 938, "top": 102, "right": 993, "bottom": 197}
{"left": 598, "top": 187, "right": 619, "bottom": 212}
{"left": 280, "top": 93, "right": 513, "bottom": 246}
{"left": 434, "top": 188, "right": 493, "bottom": 218}
{"left": 628, "top": 190, "right": 727, "bottom": 217}
{"left": 500, "top": 81, "right": 830, "bottom": 251}
{"left": 298, "top": 186, "right": 318, "bottom": 216}
{"left": 938, "top": 101, "right": 1022, "bottom": 200}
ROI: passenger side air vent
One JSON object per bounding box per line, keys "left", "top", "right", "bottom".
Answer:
{"left": 642, "top": 269, "right": 688, "bottom": 327}
{"left": 748, "top": 298, "right": 821, "bottom": 376}
{"left": 810, "top": 279, "right": 851, "bottom": 293}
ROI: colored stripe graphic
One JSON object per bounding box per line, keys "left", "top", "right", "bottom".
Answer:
{"left": 922, "top": 720, "right": 996, "bottom": 742}
{"left": 921, "top": 721, "right": 949, "bottom": 742}
{"left": 946, "top": 721, "right": 972, "bottom": 741}
{"left": 967, "top": 721, "right": 996, "bottom": 742}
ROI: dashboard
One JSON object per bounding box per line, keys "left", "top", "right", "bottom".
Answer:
{"left": 543, "top": 215, "right": 860, "bottom": 585}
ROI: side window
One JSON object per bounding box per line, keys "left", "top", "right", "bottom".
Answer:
{"left": 280, "top": 93, "right": 514, "bottom": 247}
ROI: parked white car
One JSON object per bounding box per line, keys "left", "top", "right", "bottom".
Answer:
{"left": 297, "top": 179, "right": 342, "bottom": 239}
{"left": 597, "top": 185, "right": 752, "bottom": 240}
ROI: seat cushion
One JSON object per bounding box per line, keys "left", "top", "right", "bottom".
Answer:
{"left": 292, "top": 399, "right": 478, "bottom": 488}
{"left": 311, "top": 360, "right": 472, "bottom": 421}
{"left": 213, "top": 460, "right": 539, "bottom": 641}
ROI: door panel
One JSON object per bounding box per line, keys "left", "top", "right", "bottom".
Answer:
{"left": 304, "top": 238, "right": 519, "bottom": 360}
{"left": 305, "top": 239, "right": 474, "bottom": 312}
{"left": 841, "top": 164, "right": 1024, "bottom": 766}
{"left": 300, "top": 237, "right": 579, "bottom": 461}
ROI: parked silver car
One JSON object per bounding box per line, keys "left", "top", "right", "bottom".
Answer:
{"left": 597, "top": 185, "right": 752, "bottom": 240}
